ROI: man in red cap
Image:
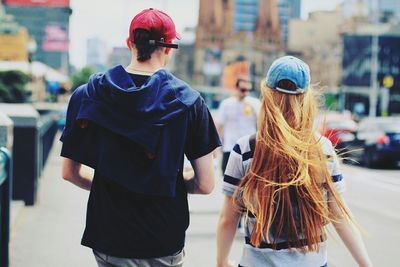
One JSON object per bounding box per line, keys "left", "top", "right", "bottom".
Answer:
{"left": 61, "top": 8, "right": 221, "bottom": 267}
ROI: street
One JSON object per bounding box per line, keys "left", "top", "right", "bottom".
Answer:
{"left": 9, "top": 139, "right": 400, "bottom": 267}
{"left": 327, "top": 164, "right": 400, "bottom": 267}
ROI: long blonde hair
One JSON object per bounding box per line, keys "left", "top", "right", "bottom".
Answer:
{"left": 234, "top": 81, "right": 351, "bottom": 251}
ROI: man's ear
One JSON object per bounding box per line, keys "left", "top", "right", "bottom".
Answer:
{"left": 126, "top": 38, "right": 133, "bottom": 49}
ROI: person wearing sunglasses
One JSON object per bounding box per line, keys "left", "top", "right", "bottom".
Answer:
{"left": 217, "top": 77, "right": 261, "bottom": 175}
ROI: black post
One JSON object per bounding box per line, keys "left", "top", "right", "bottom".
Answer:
{"left": 0, "top": 148, "right": 11, "bottom": 267}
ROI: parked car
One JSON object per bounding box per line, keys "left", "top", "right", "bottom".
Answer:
{"left": 348, "top": 117, "right": 400, "bottom": 167}
{"left": 317, "top": 112, "right": 358, "bottom": 150}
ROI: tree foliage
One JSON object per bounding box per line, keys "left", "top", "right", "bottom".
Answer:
{"left": 71, "top": 67, "right": 94, "bottom": 91}
{"left": 0, "top": 71, "right": 30, "bottom": 103}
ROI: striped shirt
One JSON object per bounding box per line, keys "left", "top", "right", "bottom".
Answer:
{"left": 223, "top": 134, "right": 345, "bottom": 267}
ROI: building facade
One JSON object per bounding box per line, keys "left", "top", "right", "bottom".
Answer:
{"left": 86, "top": 37, "right": 108, "bottom": 72}
{"left": 288, "top": 7, "right": 344, "bottom": 91}
{"left": 195, "top": 0, "right": 283, "bottom": 87}
{"left": 3, "top": 0, "right": 71, "bottom": 73}
{"left": 278, "top": 0, "right": 301, "bottom": 46}
{"left": 170, "top": 27, "right": 196, "bottom": 83}
{"left": 343, "top": 0, "right": 400, "bottom": 24}
{"left": 108, "top": 47, "right": 130, "bottom": 68}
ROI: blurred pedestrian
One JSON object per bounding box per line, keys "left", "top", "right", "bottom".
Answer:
{"left": 216, "top": 56, "right": 372, "bottom": 267}
{"left": 217, "top": 77, "right": 261, "bottom": 175}
{"left": 60, "top": 8, "right": 221, "bottom": 267}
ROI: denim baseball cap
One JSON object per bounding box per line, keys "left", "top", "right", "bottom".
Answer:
{"left": 266, "top": 56, "right": 311, "bottom": 94}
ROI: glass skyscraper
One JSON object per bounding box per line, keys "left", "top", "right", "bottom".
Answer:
{"left": 233, "top": 0, "right": 260, "bottom": 32}
{"left": 278, "top": 0, "right": 301, "bottom": 45}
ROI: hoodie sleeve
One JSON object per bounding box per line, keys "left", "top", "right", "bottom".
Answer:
{"left": 59, "top": 86, "right": 82, "bottom": 142}
{"left": 185, "top": 97, "right": 221, "bottom": 160}
{"left": 60, "top": 85, "right": 99, "bottom": 169}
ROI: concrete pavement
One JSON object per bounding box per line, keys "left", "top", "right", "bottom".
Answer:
{"left": 327, "top": 164, "right": 400, "bottom": 267}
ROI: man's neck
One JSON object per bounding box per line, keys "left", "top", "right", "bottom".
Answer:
{"left": 126, "top": 61, "right": 163, "bottom": 74}
{"left": 126, "top": 50, "right": 166, "bottom": 74}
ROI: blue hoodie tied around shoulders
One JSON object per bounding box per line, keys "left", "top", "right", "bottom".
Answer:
{"left": 61, "top": 65, "right": 200, "bottom": 197}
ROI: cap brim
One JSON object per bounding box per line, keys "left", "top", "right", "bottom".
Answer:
{"left": 275, "top": 87, "right": 305, "bottom": 95}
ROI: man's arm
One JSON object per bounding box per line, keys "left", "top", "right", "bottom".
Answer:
{"left": 329, "top": 199, "right": 373, "bottom": 267}
{"left": 213, "top": 122, "right": 224, "bottom": 158}
{"left": 216, "top": 101, "right": 225, "bottom": 143}
{"left": 62, "top": 158, "right": 94, "bottom": 191}
{"left": 184, "top": 152, "right": 215, "bottom": 194}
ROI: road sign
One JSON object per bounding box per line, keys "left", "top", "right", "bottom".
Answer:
{"left": 383, "top": 75, "right": 394, "bottom": 89}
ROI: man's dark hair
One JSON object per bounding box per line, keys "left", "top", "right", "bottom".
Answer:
{"left": 236, "top": 78, "right": 251, "bottom": 88}
{"left": 133, "top": 29, "right": 159, "bottom": 62}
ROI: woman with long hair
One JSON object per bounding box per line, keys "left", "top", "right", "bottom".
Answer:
{"left": 216, "top": 56, "right": 372, "bottom": 267}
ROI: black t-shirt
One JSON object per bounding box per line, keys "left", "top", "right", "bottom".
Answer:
{"left": 64, "top": 73, "right": 221, "bottom": 258}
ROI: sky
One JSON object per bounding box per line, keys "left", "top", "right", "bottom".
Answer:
{"left": 69, "top": 0, "right": 344, "bottom": 68}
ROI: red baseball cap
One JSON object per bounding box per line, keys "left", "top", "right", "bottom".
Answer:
{"left": 128, "top": 8, "right": 181, "bottom": 45}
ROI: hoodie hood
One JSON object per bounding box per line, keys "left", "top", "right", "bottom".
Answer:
{"left": 62, "top": 65, "right": 201, "bottom": 197}
{"left": 76, "top": 65, "right": 200, "bottom": 154}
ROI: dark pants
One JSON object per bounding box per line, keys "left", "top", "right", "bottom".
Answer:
{"left": 221, "top": 152, "right": 231, "bottom": 175}
{"left": 93, "top": 250, "right": 184, "bottom": 267}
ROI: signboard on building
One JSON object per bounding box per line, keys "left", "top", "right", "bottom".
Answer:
{"left": 378, "top": 36, "right": 400, "bottom": 91}
{"left": 42, "top": 24, "right": 69, "bottom": 52}
{"left": 342, "top": 34, "right": 400, "bottom": 91}
{"left": 342, "top": 35, "right": 372, "bottom": 87}
{"left": 0, "top": 28, "right": 29, "bottom": 61}
{"left": 4, "top": 0, "right": 70, "bottom": 7}
{"left": 223, "top": 60, "right": 250, "bottom": 89}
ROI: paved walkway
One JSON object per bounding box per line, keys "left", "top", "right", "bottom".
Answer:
{"left": 9, "top": 134, "right": 243, "bottom": 267}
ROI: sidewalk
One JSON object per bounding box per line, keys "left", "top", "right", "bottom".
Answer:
{"left": 9, "top": 134, "right": 243, "bottom": 267}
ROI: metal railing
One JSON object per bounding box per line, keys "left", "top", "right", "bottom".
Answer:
{"left": 12, "top": 110, "right": 58, "bottom": 206}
